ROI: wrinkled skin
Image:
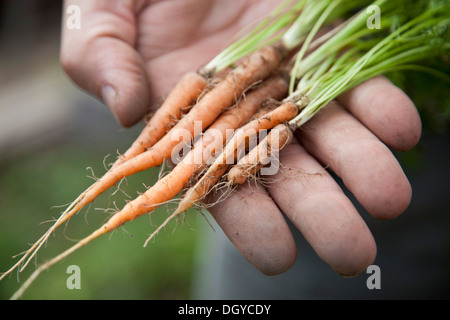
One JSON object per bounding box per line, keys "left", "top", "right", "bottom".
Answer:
{"left": 61, "top": 0, "right": 421, "bottom": 276}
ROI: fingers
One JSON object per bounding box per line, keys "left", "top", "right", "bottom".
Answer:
{"left": 338, "top": 76, "right": 422, "bottom": 151}
{"left": 266, "top": 142, "right": 377, "bottom": 276}
{"left": 204, "top": 77, "right": 416, "bottom": 275}
{"left": 296, "top": 101, "right": 412, "bottom": 220}
{"left": 206, "top": 182, "right": 297, "bottom": 276}
{"left": 61, "top": 0, "right": 150, "bottom": 127}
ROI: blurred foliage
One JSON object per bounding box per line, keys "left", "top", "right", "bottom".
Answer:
{"left": 387, "top": 55, "right": 450, "bottom": 135}
{"left": 386, "top": 55, "right": 449, "bottom": 172}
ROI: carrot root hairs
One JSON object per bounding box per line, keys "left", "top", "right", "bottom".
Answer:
{"left": 227, "top": 123, "right": 294, "bottom": 185}
{"left": 173, "top": 101, "right": 299, "bottom": 216}
{"left": 6, "top": 75, "right": 290, "bottom": 298}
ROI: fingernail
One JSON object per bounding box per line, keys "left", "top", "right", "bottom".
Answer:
{"left": 101, "top": 84, "right": 116, "bottom": 111}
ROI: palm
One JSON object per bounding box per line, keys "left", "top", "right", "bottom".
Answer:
{"left": 135, "top": 0, "right": 279, "bottom": 102}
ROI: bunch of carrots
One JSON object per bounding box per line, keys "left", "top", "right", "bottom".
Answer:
{"left": 2, "top": 0, "right": 449, "bottom": 299}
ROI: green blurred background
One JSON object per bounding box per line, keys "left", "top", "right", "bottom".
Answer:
{"left": 0, "top": 1, "right": 449, "bottom": 300}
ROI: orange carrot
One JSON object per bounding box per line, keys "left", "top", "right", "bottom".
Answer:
{"left": 104, "top": 76, "right": 289, "bottom": 232}
{"left": 3, "top": 46, "right": 286, "bottom": 283}
{"left": 55, "top": 45, "right": 285, "bottom": 219}
{"left": 114, "top": 72, "right": 208, "bottom": 166}
{"left": 90, "top": 76, "right": 288, "bottom": 244}
{"left": 0, "top": 72, "right": 205, "bottom": 281}
{"left": 195, "top": 76, "right": 288, "bottom": 166}
{"left": 227, "top": 123, "right": 293, "bottom": 185}
{"left": 173, "top": 100, "right": 299, "bottom": 216}
{"left": 8, "top": 77, "right": 289, "bottom": 299}
{"left": 54, "top": 45, "right": 281, "bottom": 215}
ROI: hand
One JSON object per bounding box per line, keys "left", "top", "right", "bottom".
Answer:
{"left": 61, "top": 0, "right": 278, "bottom": 126}
{"left": 61, "top": 0, "right": 422, "bottom": 277}
{"left": 208, "top": 75, "right": 421, "bottom": 276}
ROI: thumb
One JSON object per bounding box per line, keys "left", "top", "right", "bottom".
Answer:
{"left": 61, "top": 0, "right": 149, "bottom": 127}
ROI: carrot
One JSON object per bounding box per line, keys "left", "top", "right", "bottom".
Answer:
{"left": 114, "top": 72, "right": 208, "bottom": 167}
{"left": 144, "top": 161, "right": 231, "bottom": 247}
{"left": 0, "top": 45, "right": 287, "bottom": 281}
{"left": 101, "top": 82, "right": 291, "bottom": 238}
{"left": 63, "top": 45, "right": 284, "bottom": 216}
{"left": 8, "top": 77, "right": 289, "bottom": 299}
{"left": 65, "top": 45, "right": 285, "bottom": 213}
{"left": 0, "top": 72, "right": 205, "bottom": 281}
{"left": 172, "top": 100, "right": 299, "bottom": 216}
{"left": 105, "top": 76, "right": 289, "bottom": 233}
{"left": 10, "top": 227, "right": 105, "bottom": 300}
{"left": 83, "top": 44, "right": 284, "bottom": 205}
{"left": 227, "top": 123, "right": 294, "bottom": 185}
{"left": 193, "top": 76, "right": 288, "bottom": 167}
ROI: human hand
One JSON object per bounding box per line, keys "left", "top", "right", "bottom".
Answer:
{"left": 61, "top": 0, "right": 421, "bottom": 277}
{"left": 208, "top": 75, "right": 421, "bottom": 276}
{"left": 61, "top": 0, "right": 279, "bottom": 126}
